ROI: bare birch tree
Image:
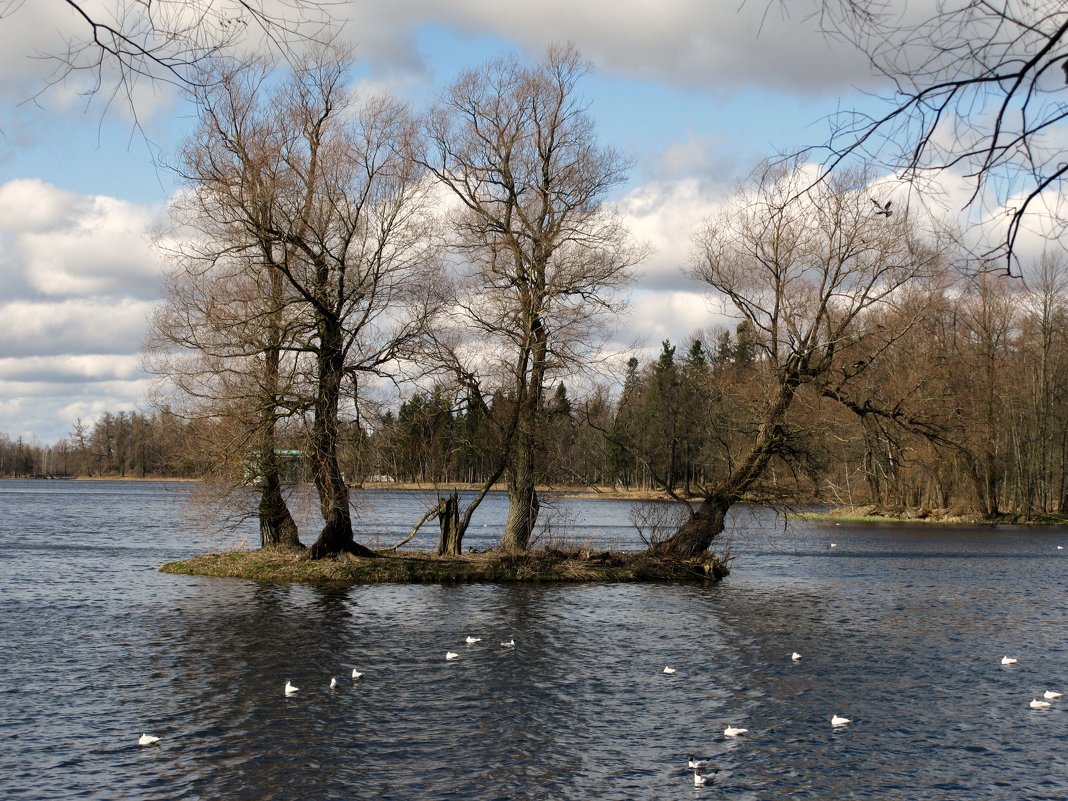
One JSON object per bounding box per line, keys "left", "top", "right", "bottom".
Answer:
{"left": 148, "top": 224, "right": 304, "bottom": 547}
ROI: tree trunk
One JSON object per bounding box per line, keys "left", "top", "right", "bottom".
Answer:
{"left": 259, "top": 329, "right": 301, "bottom": 549}
{"left": 863, "top": 431, "right": 884, "bottom": 506}
{"left": 500, "top": 311, "right": 547, "bottom": 552}
{"left": 259, "top": 468, "right": 301, "bottom": 547}
{"left": 649, "top": 495, "right": 730, "bottom": 558}
{"left": 309, "top": 318, "right": 375, "bottom": 559}
{"left": 501, "top": 432, "right": 539, "bottom": 552}
{"left": 650, "top": 373, "right": 799, "bottom": 558}
{"left": 437, "top": 491, "right": 463, "bottom": 556}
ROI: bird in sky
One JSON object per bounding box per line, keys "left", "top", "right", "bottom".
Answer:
{"left": 871, "top": 198, "right": 892, "bottom": 216}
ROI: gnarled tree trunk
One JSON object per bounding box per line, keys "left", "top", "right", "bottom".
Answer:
{"left": 501, "top": 430, "right": 540, "bottom": 552}
{"left": 259, "top": 453, "right": 300, "bottom": 547}
{"left": 309, "top": 319, "right": 375, "bottom": 559}
{"left": 651, "top": 375, "right": 799, "bottom": 558}
{"left": 649, "top": 494, "right": 730, "bottom": 558}
{"left": 437, "top": 491, "right": 462, "bottom": 556}
{"left": 437, "top": 462, "right": 507, "bottom": 556}
{"left": 259, "top": 329, "right": 301, "bottom": 548}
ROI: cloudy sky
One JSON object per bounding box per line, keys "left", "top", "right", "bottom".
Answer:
{"left": 0, "top": 0, "right": 894, "bottom": 443}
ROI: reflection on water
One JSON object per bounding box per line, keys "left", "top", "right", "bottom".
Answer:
{"left": 0, "top": 480, "right": 1066, "bottom": 800}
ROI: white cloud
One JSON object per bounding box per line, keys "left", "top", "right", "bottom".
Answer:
{"left": 623, "top": 289, "right": 729, "bottom": 349}
{"left": 0, "top": 378, "right": 151, "bottom": 441}
{"left": 0, "top": 1, "right": 180, "bottom": 122}
{"left": 616, "top": 176, "right": 732, "bottom": 291}
{"left": 0, "top": 179, "right": 165, "bottom": 300}
{"left": 340, "top": 1, "right": 873, "bottom": 94}
{"left": 0, "top": 3, "right": 83, "bottom": 100}
{"left": 0, "top": 298, "right": 157, "bottom": 358}
{"left": 0, "top": 178, "right": 163, "bottom": 440}
{"left": 0, "top": 178, "right": 84, "bottom": 232}
{"left": 0, "top": 354, "right": 145, "bottom": 382}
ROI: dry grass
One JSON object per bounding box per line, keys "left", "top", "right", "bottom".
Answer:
{"left": 160, "top": 545, "right": 729, "bottom": 586}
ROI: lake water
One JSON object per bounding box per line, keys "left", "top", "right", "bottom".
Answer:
{"left": 1, "top": 480, "right": 1066, "bottom": 800}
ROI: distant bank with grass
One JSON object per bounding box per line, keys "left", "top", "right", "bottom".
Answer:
{"left": 795, "top": 505, "right": 1068, "bottom": 526}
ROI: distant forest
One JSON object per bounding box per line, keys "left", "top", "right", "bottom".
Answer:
{"left": 6, "top": 268, "right": 1068, "bottom": 521}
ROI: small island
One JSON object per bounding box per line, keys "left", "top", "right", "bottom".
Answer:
{"left": 161, "top": 545, "right": 729, "bottom": 586}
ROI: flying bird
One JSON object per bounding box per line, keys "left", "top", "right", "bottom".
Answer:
{"left": 871, "top": 198, "right": 892, "bottom": 217}
{"left": 138, "top": 733, "right": 160, "bottom": 747}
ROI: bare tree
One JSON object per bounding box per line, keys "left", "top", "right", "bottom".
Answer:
{"left": 651, "top": 159, "right": 947, "bottom": 558}
{"left": 168, "top": 52, "right": 442, "bottom": 559}
{"left": 423, "top": 42, "right": 644, "bottom": 552}
{"left": 147, "top": 222, "right": 304, "bottom": 548}
{"left": 807, "top": 1, "right": 1068, "bottom": 274}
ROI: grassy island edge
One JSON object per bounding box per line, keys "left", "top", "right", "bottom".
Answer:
{"left": 160, "top": 546, "right": 729, "bottom": 586}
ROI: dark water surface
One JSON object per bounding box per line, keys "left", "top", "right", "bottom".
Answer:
{"left": 1, "top": 481, "right": 1066, "bottom": 800}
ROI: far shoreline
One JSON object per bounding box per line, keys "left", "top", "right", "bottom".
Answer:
{"left": 9, "top": 475, "right": 1068, "bottom": 526}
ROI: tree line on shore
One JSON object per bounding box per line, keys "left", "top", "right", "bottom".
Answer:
{"left": 7, "top": 245, "right": 1068, "bottom": 534}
